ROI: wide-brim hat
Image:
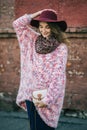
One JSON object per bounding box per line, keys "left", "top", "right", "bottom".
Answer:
{"left": 30, "top": 10, "right": 67, "bottom": 32}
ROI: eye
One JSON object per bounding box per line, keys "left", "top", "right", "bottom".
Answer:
{"left": 46, "top": 25, "right": 50, "bottom": 29}
{"left": 39, "top": 25, "right": 43, "bottom": 29}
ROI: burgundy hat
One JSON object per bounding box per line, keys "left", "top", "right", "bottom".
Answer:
{"left": 30, "top": 10, "right": 67, "bottom": 32}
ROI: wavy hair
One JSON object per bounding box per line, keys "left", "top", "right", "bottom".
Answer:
{"left": 48, "top": 22, "right": 70, "bottom": 45}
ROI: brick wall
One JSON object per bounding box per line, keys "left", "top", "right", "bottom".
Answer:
{"left": 15, "top": 0, "right": 87, "bottom": 27}
{"left": 0, "top": 0, "right": 15, "bottom": 33}
{"left": 0, "top": 39, "right": 20, "bottom": 92}
{"left": 65, "top": 36, "right": 87, "bottom": 110}
{"left": 0, "top": 0, "right": 87, "bottom": 111}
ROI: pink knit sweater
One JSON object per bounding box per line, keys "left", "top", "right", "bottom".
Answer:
{"left": 13, "top": 14, "right": 68, "bottom": 128}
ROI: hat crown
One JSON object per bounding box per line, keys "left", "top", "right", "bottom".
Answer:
{"left": 39, "top": 10, "right": 57, "bottom": 21}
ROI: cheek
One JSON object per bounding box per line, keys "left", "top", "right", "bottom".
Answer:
{"left": 39, "top": 28, "right": 42, "bottom": 33}
{"left": 39, "top": 28, "right": 51, "bottom": 36}
{"left": 47, "top": 30, "right": 51, "bottom": 35}
{"left": 47, "top": 29, "right": 51, "bottom": 33}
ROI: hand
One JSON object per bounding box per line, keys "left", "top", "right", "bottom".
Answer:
{"left": 38, "top": 101, "right": 47, "bottom": 108}
{"left": 31, "top": 9, "right": 57, "bottom": 19}
{"left": 34, "top": 101, "right": 47, "bottom": 108}
{"left": 40, "top": 9, "right": 57, "bottom": 14}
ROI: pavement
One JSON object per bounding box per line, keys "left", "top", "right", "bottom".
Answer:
{"left": 0, "top": 111, "right": 87, "bottom": 130}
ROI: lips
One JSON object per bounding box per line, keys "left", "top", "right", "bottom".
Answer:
{"left": 42, "top": 33, "right": 49, "bottom": 38}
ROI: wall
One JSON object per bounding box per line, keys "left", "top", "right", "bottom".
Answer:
{"left": 15, "top": 0, "right": 87, "bottom": 27}
{"left": 0, "top": 0, "right": 87, "bottom": 111}
{"left": 0, "top": 0, "right": 14, "bottom": 33}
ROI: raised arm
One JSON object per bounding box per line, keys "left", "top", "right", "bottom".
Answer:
{"left": 13, "top": 9, "right": 56, "bottom": 44}
{"left": 12, "top": 10, "right": 44, "bottom": 44}
{"left": 13, "top": 15, "right": 36, "bottom": 44}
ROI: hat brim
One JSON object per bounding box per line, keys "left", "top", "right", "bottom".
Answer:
{"left": 30, "top": 19, "right": 67, "bottom": 32}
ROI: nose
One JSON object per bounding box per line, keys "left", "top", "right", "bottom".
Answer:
{"left": 42, "top": 28, "right": 46, "bottom": 33}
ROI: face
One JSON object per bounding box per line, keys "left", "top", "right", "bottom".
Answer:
{"left": 39, "top": 22, "right": 51, "bottom": 39}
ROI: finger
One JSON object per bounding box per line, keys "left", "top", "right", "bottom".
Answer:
{"left": 41, "top": 9, "right": 57, "bottom": 14}
{"left": 38, "top": 104, "right": 46, "bottom": 108}
{"left": 34, "top": 102, "right": 39, "bottom": 106}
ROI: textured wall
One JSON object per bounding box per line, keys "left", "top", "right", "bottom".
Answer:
{"left": 0, "top": 0, "right": 15, "bottom": 33}
{"left": 65, "top": 36, "right": 87, "bottom": 110}
{"left": 0, "top": 39, "right": 20, "bottom": 92}
{"left": 15, "top": 0, "right": 87, "bottom": 27}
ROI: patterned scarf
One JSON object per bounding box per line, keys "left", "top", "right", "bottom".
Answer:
{"left": 35, "top": 35, "right": 60, "bottom": 54}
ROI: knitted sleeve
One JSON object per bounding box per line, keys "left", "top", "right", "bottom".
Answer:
{"left": 42, "top": 44, "right": 68, "bottom": 106}
{"left": 13, "top": 14, "right": 38, "bottom": 46}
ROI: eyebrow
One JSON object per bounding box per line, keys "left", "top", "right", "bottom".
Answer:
{"left": 39, "top": 24, "right": 49, "bottom": 27}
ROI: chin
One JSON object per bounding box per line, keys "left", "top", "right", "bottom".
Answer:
{"left": 43, "top": 35, "right": 49, "bottom": 39}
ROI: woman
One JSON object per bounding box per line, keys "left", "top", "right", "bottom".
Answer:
{"left": 13, "top": 9, "right": 68, "bottom": 130}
